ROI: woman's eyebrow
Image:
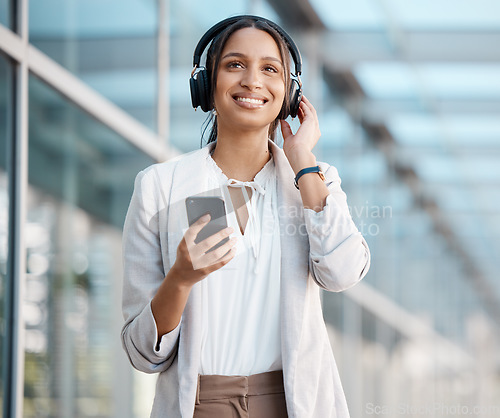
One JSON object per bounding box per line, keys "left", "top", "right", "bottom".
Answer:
{"left": 221, "top": 52, "right": 283, "bottom": 65}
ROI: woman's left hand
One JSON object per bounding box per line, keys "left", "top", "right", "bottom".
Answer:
{"left": 280, "top": 95, "right": 321, "bottom": 173}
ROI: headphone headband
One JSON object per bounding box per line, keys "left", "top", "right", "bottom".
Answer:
{"left": 192, "top": 15, "right": 302, "bottom": 76}
{"left": 190, "top": 15, "right": 303, "bottom": 117}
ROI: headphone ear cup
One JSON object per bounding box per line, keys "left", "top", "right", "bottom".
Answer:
{"left": 288, "top": 79, "right": 302, "bottom": 119}
{"left": 190, "top": 69, "right": 212, "bottom": 112}
{"left": 190, "top": 75, "right": 200, "bottom": 109}
{"left": 198, "top": 69, "right": 211, "bottom": 112}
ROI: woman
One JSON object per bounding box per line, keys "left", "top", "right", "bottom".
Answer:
{"left": 121, "top": 15, "right": 370, "bottom": 418}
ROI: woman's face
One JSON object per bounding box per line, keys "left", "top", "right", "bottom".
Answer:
{"left": 213, "top": 27, "right": 286, "bottom": 134}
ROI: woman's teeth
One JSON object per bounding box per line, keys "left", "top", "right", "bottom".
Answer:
{"left": 236, "top": 97, "right": 265, "bottom": 104}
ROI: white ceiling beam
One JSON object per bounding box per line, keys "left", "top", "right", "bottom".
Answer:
{"left": 321, "top": 31, "right": 500, "bottom": 68}
{"left": 0, "top": 25, "right": 179, "bottom": 163}
{"left": 344, "top": 281, "right": 476, "bottom": 368}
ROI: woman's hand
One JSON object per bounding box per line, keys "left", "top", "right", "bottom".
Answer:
{"left": 170, "top": 214, "right": 237, "bottom": 289}
{"left": 151, "top": 215, "right": 236, "bottom": 338}
{"left": 280, "top": 95, "right": 321, "bottom": 174}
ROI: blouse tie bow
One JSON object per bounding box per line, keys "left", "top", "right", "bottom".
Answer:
{"left": 226, "top": 178, "right": 266, "bottom": 263}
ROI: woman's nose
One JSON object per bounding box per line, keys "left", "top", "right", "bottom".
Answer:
{"left": 240, "top": 66, "right": 262, "bottom": 90}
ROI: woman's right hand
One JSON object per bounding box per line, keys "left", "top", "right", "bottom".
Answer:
{"left": 170, "top": 214, "right": 237, "bottom": 288}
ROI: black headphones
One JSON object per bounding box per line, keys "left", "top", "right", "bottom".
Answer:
{"left": 189, "top": 15, "right": 303, "bottom": 118}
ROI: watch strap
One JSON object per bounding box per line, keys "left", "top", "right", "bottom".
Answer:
{"left": 294, "top": 165, "right": 325, "bottom": 189}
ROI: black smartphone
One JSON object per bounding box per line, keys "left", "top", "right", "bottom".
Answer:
{"left": 185, "top": 196, "right": 229, "bottom": 252}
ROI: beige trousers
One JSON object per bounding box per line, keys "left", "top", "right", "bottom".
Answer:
{"left": 193, "top": 370, "right": 288, "bottom": 418}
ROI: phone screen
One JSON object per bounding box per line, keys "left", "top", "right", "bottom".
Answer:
{"left": 185, "top": 196, "right": 229, "bottom": 252}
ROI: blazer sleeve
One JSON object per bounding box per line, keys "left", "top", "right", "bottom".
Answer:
{"left": 121, "top": 168, "right": 180, "bottom": 374}
{"left": 303, "top": 162, "right": 371, "bottom": 292}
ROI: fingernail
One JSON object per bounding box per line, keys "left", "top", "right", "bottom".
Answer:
{"left": 201, "top": 214, "right": 210, "bottom": 221}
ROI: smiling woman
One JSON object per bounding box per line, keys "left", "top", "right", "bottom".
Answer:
{"left": 213, "top": 28, "right": 286, "bottom": 139}
{"left": 120, "top": 15, "right": 371, "bottom": 418}
{"left": 202, "top": 17, "right": 295, "bottom": 144}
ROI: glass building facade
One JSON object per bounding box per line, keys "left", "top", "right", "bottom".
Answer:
{"left": 0, "top": 52, "right": 10, "bottom": 414}
{"left": 1, "top": 0, "right": 500, "bottom": 416}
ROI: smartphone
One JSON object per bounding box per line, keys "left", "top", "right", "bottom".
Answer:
{"left": 185, "top": 196, "right": 229, "bottom": 252}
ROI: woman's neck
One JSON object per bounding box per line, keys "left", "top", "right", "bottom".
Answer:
{"left": 211, "top": 129, "right": 272, "bottom": 182}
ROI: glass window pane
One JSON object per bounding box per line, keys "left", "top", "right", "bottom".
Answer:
{"left": 0, "top": 53, "right": 11, "bottom": 416}
{"left": 0, "top": 0, "right": 11, "bottom": 28}
{"left": 24, "top": 74, "right": 154, "bottom": 417}
{"left": 29, "top": 0, "right": 158, "bottom": 131}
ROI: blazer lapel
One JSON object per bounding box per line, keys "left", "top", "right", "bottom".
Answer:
{"left": 166, "top": 142, "right": 218, "bottom": 268}
{"left": 268, "top": 140, "right": 309, "bottom": 407}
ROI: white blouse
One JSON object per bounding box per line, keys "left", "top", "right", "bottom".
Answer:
{"left": 197, "top": 150, "right": 282, "bottom": 376}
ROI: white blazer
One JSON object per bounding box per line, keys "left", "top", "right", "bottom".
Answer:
{"left": 121, "top": 140, "right": 370, "bottom": 417}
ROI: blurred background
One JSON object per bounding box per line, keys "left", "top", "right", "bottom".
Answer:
{"left": 1, "top": 0, "right": 500, "bottom": 417}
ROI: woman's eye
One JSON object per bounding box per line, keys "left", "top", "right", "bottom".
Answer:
{"left": 264, "top": 66, "right": 278, "bottom": 73}
{"left": 227, "top": 61, "right": 243, "bottom": 69}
